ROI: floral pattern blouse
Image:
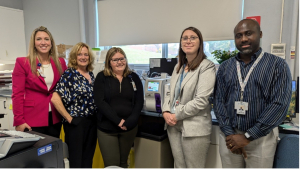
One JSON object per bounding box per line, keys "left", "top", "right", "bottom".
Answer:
{"left": 55, "top": 68, "right": 96, "bottom": 122}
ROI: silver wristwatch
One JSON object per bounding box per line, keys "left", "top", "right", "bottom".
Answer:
{"left": 245, "top": 132, "right": 254, "bottom": 141}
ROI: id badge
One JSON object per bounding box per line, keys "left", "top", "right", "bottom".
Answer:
{"left": 37, "top": 69, "right": 46, "bottom": 78}
{"left": 235, "top": 101, "right": 248, "bottom": 115}
{"left": 131, "top": 81, "right": 137, "bottom": 91}
{"left": 175, "top": 100, "right": 179, "bottom": 107}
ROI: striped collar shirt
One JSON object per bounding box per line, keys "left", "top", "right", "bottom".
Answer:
{"left": 213, "top": 48, "right": 292, "bottom": 140}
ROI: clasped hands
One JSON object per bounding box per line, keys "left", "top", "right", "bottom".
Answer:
{"left": 163, "top": 112, "right": 177, "bottom": 126}
{"left": 226, "top": 134, "right": 251, "bottom": 159}
{"left": 118, "top": 119, "right": 127, "bottom": 130}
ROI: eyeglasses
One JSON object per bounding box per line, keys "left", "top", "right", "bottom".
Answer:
{"left": 181, "top": 36, "right": 199, "bottom": 43}
{"left": 111, "top": 57, "right": 126, "bottom": 63}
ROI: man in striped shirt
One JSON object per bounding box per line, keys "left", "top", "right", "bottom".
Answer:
{"left": 214, "top": 19, "right": 292, "bottom": 168}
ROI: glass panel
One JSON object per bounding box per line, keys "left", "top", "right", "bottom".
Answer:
{"left": 99, "top": 40, "right": 235, "bottom": 65}
{"left": 167, "top": 40, "right": 236, "bottom": 64}
{"left": 167, "top": 43, "right": 179, "bottom": 58}
{"left": 113, "top": 44, "right": 162, "bottom": 64}
{"left": 205, "top": 40, "right": 236, "bottom": 64}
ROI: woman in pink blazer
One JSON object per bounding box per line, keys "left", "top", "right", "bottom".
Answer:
{"left": 12, "top": 26, "right": 67, "bottom": 137}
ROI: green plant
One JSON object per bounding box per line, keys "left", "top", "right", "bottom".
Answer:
{"left": 211, "top": 50, "right": 239, "bottom": 64}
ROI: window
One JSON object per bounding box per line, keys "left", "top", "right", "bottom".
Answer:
{"left": 166, "top": 40, "right": 236, "bottom": 64}
{"left": 205, "top": 40, "right": 236, "bottom": 64}
{"left": 98, "top": 40, "right": 235, "bottom": 65}
{"left": 167, "top": 43, "right": 179, "bottom": 58}
{"left": 113, "top": 44, "right": 162, "bottom": 64}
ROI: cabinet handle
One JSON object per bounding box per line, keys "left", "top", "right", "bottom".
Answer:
{"left": 3, "top": 101, "right": 6, "bottom": 109}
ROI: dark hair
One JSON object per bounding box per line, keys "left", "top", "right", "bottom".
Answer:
{"left": 177, "top": 27, "right": 206, "bottom": 73}
{"left": 234, "top": 19, "right": 261, "bottom": 33}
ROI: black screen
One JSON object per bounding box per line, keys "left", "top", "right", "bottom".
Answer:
{"left": 149, "top": 58, "right": 178, "bottom": 77}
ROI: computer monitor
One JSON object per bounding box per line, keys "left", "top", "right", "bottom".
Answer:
{"left": 149, "top": 58, "right": 178, "bottom": 77}
{"left": 287, "top": 80, "right": 297, "bottom": 118}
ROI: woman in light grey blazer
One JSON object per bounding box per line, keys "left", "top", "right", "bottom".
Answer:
{"left": 162, "top": 27, "right": 216, "bottom": 168}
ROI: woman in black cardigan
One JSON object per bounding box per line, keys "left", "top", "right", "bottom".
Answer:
{"left": 93, "top": 47, "right": 144, "bottom": 168}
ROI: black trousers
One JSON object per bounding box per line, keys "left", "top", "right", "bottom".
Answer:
{"left": 30, "top": 111, "right": 62, "bottom": 138}
{"left": 63, "top": 116, "right": 97, "bottom": 168}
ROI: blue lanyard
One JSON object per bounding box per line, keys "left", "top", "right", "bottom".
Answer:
{"left": 178, "top": 64, "right": 188, "bottom": 96}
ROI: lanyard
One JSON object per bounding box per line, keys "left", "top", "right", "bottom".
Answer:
{"left": 178, "top": 64, "right": 188, "bottom": 95}
{"left": 236, "top": 51, "right": 264, "bottom": 101}
{"left": 173, "top": 64, "right": 188, "bottom": 108}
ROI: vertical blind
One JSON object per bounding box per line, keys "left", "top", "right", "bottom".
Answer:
{"left": 97, "top": 0, "right": 243, "bottom": 46}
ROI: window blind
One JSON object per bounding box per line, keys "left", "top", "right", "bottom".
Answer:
{"left": 97, "top": 0, "right": 243, "bottom": 46}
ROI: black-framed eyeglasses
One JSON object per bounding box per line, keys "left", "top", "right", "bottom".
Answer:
{"left": 111, "top": 57, "right": 126, "bottom": 63}
{"left": 181, "top": 36, "right": 199, "bottom": 43}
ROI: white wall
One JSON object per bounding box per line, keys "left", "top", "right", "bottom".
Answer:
{"left": 0, "top": 0, "right": 23, "bottom": 10}
{"left": 244, "top": 0, "right": 299, "bottom": 79}
{"left": 295, "top": 25, "right": 299, "bottom": 78}
{"left": 281, "top": 0, "right": 299, "bottom": 79}
{"left": 243, "top": 0, "right": 282, "bottom": 54}
{"left": 22, "top": 0, "right": 82, "bottom": 51}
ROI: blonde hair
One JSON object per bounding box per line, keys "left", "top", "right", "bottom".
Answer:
{"left": 68, "top": 42, "right": 95, "bottom": 72}
{"left": 27, "top": 26, "right": 63, "bottom": 76}
{"left": 103, "top": 47, "right": 131, "bottom": 77}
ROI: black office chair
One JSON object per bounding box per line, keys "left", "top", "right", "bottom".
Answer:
{"left": 273, "top": 134, "right": 299, "bottom": 168}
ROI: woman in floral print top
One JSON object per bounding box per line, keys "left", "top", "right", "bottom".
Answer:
{"left": 51, "top": 42, "right": 97, "bottom": 168}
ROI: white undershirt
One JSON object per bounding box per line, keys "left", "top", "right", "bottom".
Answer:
{"left": 42, "top": 64, "right": 54, "bottom": 111}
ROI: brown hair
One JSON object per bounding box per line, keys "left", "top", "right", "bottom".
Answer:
{"left": 176, "top": 27, "right": 206, "bottom": 73}
{"left": 103, "top": 47, "right": 131, "bottom": 77}
{"left": 68, "top": 42, "right": 95, "bottom": 71}
{"left": 27, "top": 26, "right": 63, "bottom": 76}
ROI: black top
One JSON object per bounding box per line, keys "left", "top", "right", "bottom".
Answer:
{"left": 93, "top": 71, "right": 144, "bottom": 133}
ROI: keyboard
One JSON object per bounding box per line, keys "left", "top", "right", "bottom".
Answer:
{"left": 0, "top": 130, "right": 42, "bottom": 139}
{"left": 0, "top": 130, "right": 41, "bottom": 159}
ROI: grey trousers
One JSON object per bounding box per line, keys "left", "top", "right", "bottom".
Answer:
{"left": 167, "top": 121, "right": 211, "bottom": 168}
{"left": 97, "top": 126, "right": 138, "bottom": 168}
{"left": 219, "top": 128, "right": 278, "bottom": 168}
